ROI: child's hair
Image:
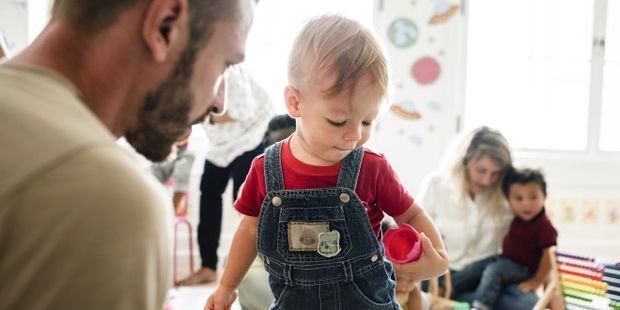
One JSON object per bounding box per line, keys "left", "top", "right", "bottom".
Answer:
{"left": 288, "top": 14, "right": 390, "bottom": 103}
{"left": 501, "top": 167, "right": 548, "bottom": 197}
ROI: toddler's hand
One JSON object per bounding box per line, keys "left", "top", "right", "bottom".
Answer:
{"left": 392, "top": 232, "right": 448, "bottom": 282}
{"left": 204, "top": 286, "right": 237, "bottom": 310}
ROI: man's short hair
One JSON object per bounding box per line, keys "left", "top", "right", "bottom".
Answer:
{"left": 52, "top": 0, "right": 244, "bottom": 48}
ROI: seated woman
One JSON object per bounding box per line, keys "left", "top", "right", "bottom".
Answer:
{"left": 417, "top": 126, "right": 538, "bottom": 309}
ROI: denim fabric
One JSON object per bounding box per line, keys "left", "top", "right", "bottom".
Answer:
{"left": 473, "top": 257, "right": 532, "bottom": 309}
{"left": 422, "top": 255, "right": 538, "bottom": 310}
{"left": 455, "top": 285, "right": 538, "bottom": 310}
{"left": 257, "top": 142, "right": 400, "bottom": 309}
{"left": 451, "top": 255, "right": 498, "bottom": 294}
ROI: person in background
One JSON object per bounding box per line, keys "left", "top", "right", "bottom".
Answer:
{"left": 178, "top": 64, "right": 275, "bottom": 285}
{"left": 206, "top": 14, "right": 448, "bottom": 309}
{"left": 263, "top": 113, "right": 296, "bottom": 147}
{"left": 417, "top": 126, "right": 539, "bottom": 309}
{"left": 472, "top": 167, "right": 557, "bottom": 309}
{"left": 150, "top": 130, "right": 195, "bottom": 215}
{"left": 0, "top": 0, "right": 255, "bottom": 308}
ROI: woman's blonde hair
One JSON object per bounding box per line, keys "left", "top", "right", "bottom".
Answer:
{"left": 288, "top": 14, "right": 391, "bottom": 103}
{"left": 440, "top": 126, "right": 513, "bottom": 218}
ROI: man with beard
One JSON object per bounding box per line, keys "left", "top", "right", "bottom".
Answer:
{"left": 0, "top": 0, "right": 254, "bottom": 309}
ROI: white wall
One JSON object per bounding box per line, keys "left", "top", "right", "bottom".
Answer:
{"left": 0, "top": 0, "right": 51, "bottom": 55}
{"left": 0, "top": 0, "right": 29, "bottom": 55}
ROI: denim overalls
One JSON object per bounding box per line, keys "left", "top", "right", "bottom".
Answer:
{"left": 257, "top": 142, "right": 400, "bottom": 309}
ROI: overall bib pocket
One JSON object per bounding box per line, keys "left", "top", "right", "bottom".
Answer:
{"left": 277, "top": 205, "right": 353, "bottom": 260}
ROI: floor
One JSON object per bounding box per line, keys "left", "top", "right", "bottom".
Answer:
{"left": 167, "top": 133, "right": 246, "bottom": 309}
{"left": 168, "top": 197, "right": 245, "bottom": 309}
{"left": 166, "top": 203, "right": 245, "bottom": 310}
{"left": 165, "top": 284, "right": 243, "bottom": 310}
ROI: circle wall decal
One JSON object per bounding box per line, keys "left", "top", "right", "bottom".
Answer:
{"left": 411, "top": 56, "right": 441, "bottom": 85}
{"left": 387, "top": 18, "right": 418, "bottom": 48}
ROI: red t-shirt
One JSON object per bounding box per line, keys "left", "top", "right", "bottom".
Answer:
{"left": 502, "top": 209, "right": 558, "bottom": 272}
{"left": 234, "top": 140, "right": 414, "bottom": 237}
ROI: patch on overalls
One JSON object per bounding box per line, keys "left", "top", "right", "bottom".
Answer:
{"left": 317, "top": 230, "right": 341, "bottom": 257}
{"left": 287, "top": 222, "right": 329, "bottom": 251}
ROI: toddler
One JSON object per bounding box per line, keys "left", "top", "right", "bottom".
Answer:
{"left": 206, "top": 15, "right": 448, "bottom": 310}
{"left": 472, "top": 167, "right": 558, "bottom": 310}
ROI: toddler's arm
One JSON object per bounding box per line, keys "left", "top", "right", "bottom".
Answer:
{"left": 518, "top": 247, "right": 553, "bottom": 293}
{"left": 392, "top": 202, "right": 449, "bottom": 281}
{"left": 205, "top": 216, "right": 258, "bottom": 310}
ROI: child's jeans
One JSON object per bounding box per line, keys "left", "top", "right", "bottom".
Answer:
{"left": 451, "top": 255, "right": 498, "bottom": 294}
{"left": 473, "top": 257, "right": 532, "bottom": 309}
{"left": 421, "top": 256, "right": 538, "bottom": 310}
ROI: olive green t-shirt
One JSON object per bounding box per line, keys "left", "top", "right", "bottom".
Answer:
{"left": 0, "top": 65, "right": 171, "bottom": 309}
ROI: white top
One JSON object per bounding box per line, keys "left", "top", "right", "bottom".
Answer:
{"left": 417, "top": 171, "right": 513, "bottom": 271}
{"left": 202, "top": 65, "right": 275, "bottom": 167}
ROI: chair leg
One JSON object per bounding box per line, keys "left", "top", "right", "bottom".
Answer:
{"left": 173, "top": 218, "right": 194, "bottom": 285}
{"left": 187, "top": 220, "right": 195, "bottom": 274}
{"left": 173, "top": 221, "right": 180, "bottom": 285}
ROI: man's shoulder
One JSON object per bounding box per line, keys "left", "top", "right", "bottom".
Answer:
{"left": 71, "top": 145, "right": 163, "bottom": 195}
{"left": 0, "top": 65, "right": 116, "bottom": 197}
{"left": 26, "top": 144, "right": 167, "bottom": 215}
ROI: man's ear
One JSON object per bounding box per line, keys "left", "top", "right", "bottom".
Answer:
{"left": 284, "top": 85, "right": 302, "bottom": 117}
{"left": 142, "top": 0, "right": 189, "bottom": 62}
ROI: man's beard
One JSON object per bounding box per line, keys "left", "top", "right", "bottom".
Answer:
{"left": 125, "top": 44, "right": 198, "bottom": 162}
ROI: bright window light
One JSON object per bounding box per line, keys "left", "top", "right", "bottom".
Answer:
{"left": 464, "top": 0, "right": 594, "bottom": 151}
{"left": 600, "top": 0, "right": 620, "bottom": 152}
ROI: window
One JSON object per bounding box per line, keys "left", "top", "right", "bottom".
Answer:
{"left": 463, "top": 0, "right": 618, "bottom": 154}
{"left": 600, "top": 0, "right": 620, "bottom": 152}
{"left": 244, "top": 0, "right": 373, "bottom": 113}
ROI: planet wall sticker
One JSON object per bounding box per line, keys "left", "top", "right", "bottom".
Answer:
{"left": 390, "top": 100, "right": 422, "bottom": 120}
{"left": 429, "top": 0, "right": 460, "bottom": 24}
{"left": 387, "top": 18, "right": 418, "bottom": 49}
{"left": 412, "top": 56, "right": 441, "bottom": 85}
{"left": 427, "top": 101, "right": 442, "bottom": 112}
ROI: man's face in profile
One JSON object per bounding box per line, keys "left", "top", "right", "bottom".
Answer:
{"left": 126, "top": 18, "right": 248, "bottom": 162}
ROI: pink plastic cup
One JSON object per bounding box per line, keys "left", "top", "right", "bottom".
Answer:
{"left": 382, "top": 223, "right": 422, "bottom": 264}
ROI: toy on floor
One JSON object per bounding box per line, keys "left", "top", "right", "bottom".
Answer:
{"left": 551, "top": 250, "right": 620, "bottom": 309}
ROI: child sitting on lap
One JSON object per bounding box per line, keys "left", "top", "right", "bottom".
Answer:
{"left": 472, "top": 167, "right": 558, "bottom": 310}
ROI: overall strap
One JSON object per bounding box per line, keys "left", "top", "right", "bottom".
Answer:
{"left": 336, "top": 147, "right": 364, "bottom": 191}
{"left": 263, "top": 141, "right": 285, "bottom": 192}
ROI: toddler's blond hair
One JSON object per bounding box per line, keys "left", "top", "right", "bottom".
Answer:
{"left": 288, "top": 14, "right": 390, "bottom": 102}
